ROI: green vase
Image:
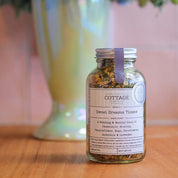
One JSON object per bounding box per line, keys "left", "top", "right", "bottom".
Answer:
{"left": 32, "top": 0, "right": 110, "bottom": 140}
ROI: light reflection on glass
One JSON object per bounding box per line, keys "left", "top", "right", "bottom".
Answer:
{"left": 64, "top": 133, "right": 70, "bottom": 138}
{"left": 65, "top": 112, "right": 71, "bottom": 117}
{"left": 79, "top": 128, "right": 86, "bottom": 135}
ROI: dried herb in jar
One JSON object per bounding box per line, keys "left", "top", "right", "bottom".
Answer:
{"left": 86, "top": 48, "right": 146, "bottom": 163}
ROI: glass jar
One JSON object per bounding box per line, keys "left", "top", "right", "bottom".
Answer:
{"left": 86, "top": 48, "right": 146, "bottom": 163}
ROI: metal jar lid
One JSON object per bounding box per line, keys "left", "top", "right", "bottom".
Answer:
{"left": 96, "top": 48, "right": 137, "bottom": 60}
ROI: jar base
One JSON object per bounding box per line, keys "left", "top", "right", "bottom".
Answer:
{"left": 87, "top": 152, "right": 145, "bottom": 164}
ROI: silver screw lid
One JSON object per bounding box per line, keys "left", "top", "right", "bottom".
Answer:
{"left": 96, "top": 48, "right": 137, "bottom": 59}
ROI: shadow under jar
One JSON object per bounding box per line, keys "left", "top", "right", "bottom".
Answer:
{"left": 86, "top": 48, "right": 146, "bottom": 163}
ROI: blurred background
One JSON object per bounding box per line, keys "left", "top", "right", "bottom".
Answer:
{"left": 0, "top": 1, "right": 178, "bottom": 126}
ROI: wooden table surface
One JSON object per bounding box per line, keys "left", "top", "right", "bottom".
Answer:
{"left": 0, "top": 126, "right": 177, "bottom": 178}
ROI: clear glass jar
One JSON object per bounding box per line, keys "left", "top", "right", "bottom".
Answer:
{"left": 86, "top": 48, "right": 146, "bottom": 163}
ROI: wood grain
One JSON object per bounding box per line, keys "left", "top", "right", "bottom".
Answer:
{"left": 0, "top": 126, "right": 177, "bottom": 178}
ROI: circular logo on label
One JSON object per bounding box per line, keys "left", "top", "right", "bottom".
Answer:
{"left": 132, "top": 82, "right": 145, "bottom": 104}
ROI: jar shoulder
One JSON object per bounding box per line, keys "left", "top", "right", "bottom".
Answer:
{"left": 86, "top": 68, "right": 99, "bottom": 82}
{"left": 87, "top": 67, "right": 145, "bottom": 88}
{"left": 125, "top": 68, "right": 146, "bottom": 84}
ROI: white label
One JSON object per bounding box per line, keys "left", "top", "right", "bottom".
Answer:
{"left": 88, "top": 83, "right": 145, "bottom": 155}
